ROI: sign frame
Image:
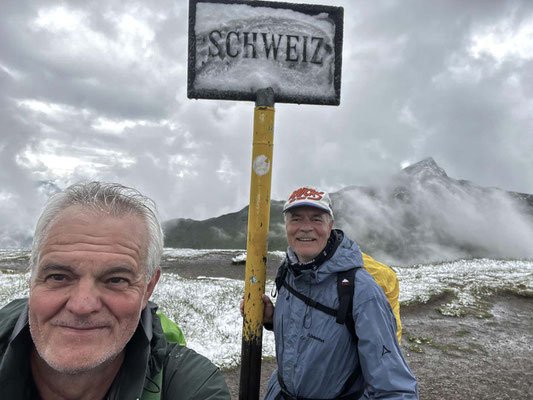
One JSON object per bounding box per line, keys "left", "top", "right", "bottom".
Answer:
{"left": 187, "top": 0, "right": 344, "bottom": 105}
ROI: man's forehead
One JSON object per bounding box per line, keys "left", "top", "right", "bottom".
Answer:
{"left": 49, "top": 206, "right": 146, "bottom": 232}
{"left": 41, "top": 206, "right": 148, "bottom": 263}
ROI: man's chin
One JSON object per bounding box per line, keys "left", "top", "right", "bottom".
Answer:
{"left": 294, "top": 249, "right": 321, "bottom": 263}
{"left": 38, "top": 347, "right": 124, "bottom": 375}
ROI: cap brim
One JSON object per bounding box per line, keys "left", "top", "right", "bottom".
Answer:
{"left": 283, "top": 202, "right": 331, "bottom": 214}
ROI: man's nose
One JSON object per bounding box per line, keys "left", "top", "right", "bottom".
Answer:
{"left": 65, "top": 278, "right": 103, "bottom": 315}
{"left": 299, "top": 219, "right": 313, "bottom": 231}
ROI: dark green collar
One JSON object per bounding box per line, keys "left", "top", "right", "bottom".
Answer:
{"left": 0, "top": 299, "right": 37, "bottom": 399}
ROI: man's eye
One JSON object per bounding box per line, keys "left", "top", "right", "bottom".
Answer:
{"left": 44, "top": 274, "right": 71, "bottom": 286}
{"left": 108, "top": 277, "right": 128, "bottom": 285}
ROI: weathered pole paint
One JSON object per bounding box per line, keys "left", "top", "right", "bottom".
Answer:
{"left": 240, "top": 88, "right": 275, "bottom": 400}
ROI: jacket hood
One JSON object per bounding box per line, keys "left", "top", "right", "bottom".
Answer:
{"left": 317, "top": 231, "right": 363, "bottom": 277}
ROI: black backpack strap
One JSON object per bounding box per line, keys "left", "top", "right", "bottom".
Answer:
{"left": 281, "top": 280, "right": 337, "bottom": 317}
{"left": 276, "top": 267, "right": 363, "bottom": 400}
{"left": 275, "top": 259, "right": 289, "bottom": 296}
{"left": 336, "top": 269, "right": 354, "bottom": 324}
{"left": 277, "top": 268, "right": 360, "bottom": 340}
{"left": 337, "top": 269, "right": 358, "bottom": 344}
{"left": 336, "top": 268, "right": 361, "bottom": 398}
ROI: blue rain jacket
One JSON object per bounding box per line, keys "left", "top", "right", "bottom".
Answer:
{"left": 265, "top": 233, "right": 418, "bottom": 399}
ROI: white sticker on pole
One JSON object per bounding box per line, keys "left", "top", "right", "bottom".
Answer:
{"left": 253, "top": 155, "right": 270, "bottom": 176}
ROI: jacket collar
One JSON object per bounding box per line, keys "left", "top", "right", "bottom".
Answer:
{"left": 106, "top": 302, "right": 163, "bottom": 399}
{"left": 8, "top": 302, "right": 28, "bottom": 342}
{"left": 0, "top": 299, "right": 36, "bottom": 398}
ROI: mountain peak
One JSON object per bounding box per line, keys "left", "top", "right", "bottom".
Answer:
{"left": 402, "top": 157, "right": 448, "bottom": 179}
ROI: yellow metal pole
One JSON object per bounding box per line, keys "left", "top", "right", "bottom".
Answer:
{"left": 240, "top": 88, "right": 275, "bottom": 400}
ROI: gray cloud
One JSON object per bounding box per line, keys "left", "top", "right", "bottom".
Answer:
{"left": 1, "top": 0, "right": 533, "bottom": 249}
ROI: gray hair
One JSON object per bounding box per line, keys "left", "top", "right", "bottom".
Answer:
{"left": 29, "top": 182, "right": 164, "bottom": 282}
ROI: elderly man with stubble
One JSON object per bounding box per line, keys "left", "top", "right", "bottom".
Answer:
{"left": 0, "top": 182, "right": 230, "bottom": 400}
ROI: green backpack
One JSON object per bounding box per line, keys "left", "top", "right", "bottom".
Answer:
{"left": 157, "top": 311, "right": 187, "bottom": 346}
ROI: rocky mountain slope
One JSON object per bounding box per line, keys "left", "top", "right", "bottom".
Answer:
{"left": 164, "top": 158, "right": 533, "bottom": 265}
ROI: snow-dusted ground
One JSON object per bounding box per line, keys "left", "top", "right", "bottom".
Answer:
{"left": 1, "top": 248, "right": 532, "bottom": 369}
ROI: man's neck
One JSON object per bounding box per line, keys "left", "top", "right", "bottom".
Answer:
{"left": 30, "top": 347, "right": 125, "bottom": 400}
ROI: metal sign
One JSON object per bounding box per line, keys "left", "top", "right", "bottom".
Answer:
{"left": 188, "top": 0, "right": 344, "bottom": 105}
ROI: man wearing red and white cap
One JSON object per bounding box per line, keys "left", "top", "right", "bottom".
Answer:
{"left": 260, "top": 186, "right": 418, "bottom": 400}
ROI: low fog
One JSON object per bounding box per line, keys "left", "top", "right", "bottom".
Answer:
{"left": 333, "top": 158, "right": 533, "bottom": 266}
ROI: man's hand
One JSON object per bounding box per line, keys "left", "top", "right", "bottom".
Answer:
{"left": 240, "top": 294, "right": 274, "bottom": 325}
{"left": 261, "top": 294, "right": 274, "bottom": 325}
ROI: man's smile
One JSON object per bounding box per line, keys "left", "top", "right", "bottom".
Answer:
{"left": 56, "top": 324, "right": 108, "bottom": 330}
{"left": 55, "top": 324, "right": 110, "bottom": 335}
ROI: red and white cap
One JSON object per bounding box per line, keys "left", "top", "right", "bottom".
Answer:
{"left": 283, "top": 186, "right": 333, "bottom": 217}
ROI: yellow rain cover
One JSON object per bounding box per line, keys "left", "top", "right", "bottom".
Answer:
{"left": 362, "top": 253, "right": 402, "bottom": 344}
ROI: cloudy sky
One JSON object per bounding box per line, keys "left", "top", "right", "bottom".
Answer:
{"left": 1, "top": 0, "right": 533, "bottom": 246}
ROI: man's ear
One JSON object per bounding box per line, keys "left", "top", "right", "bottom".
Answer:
{"left": 143, "top": 268, "right": 161, "bottom": 309}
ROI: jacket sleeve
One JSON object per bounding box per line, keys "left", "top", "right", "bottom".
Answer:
{"left": 163, "top": 346, "right": 231, "bottom": 399}
{"left": 354, "top": 290, "right": 418, "bottom": 399}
